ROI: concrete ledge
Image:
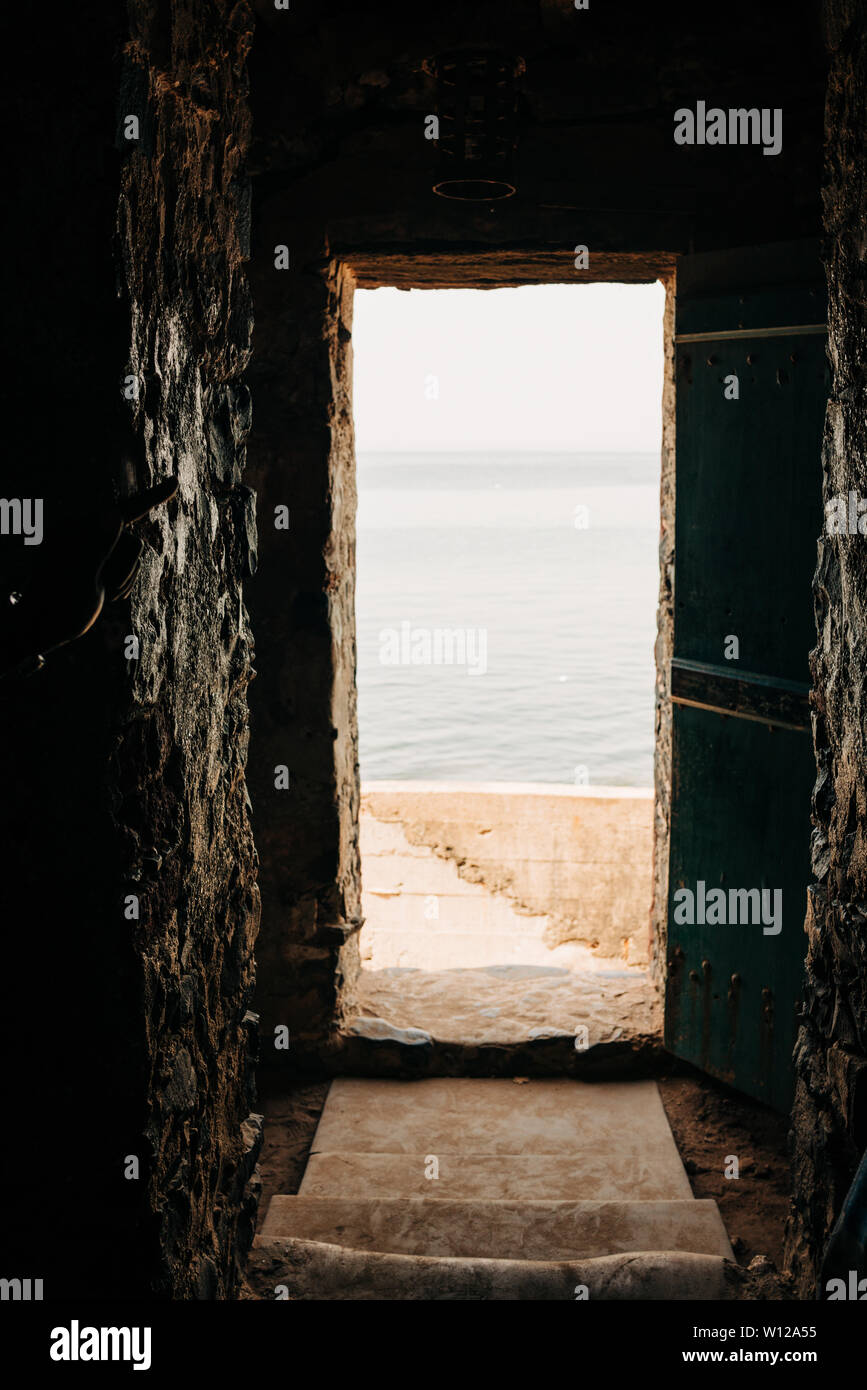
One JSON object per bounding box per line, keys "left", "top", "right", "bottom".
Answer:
{"left": 275, "top": 1028, "right": 666, "bottom": 1080}
{"left": 361, "top": 780, "right": 653, "bottom": 967}
{"left": 364, "top": 781, "right": 654, "bottom": 800}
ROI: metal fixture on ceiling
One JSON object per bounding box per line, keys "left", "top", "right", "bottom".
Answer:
{"left": 429, "top": 50, "right": 524, "bottom": 201}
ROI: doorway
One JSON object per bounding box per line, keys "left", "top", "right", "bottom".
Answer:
{"left": 350, "top": 280, "right": 666, "bottom": 1048}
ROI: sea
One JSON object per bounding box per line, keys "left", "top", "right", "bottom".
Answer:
{"left": 355, "top": 451, "right": 660, "bottom": 788}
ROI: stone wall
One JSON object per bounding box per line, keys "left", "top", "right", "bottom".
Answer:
{"left": 651, "top": 277, "right": 677, "bottom": 984}
{"left": 0, "top": 0, "right": 261, "bottom": 1299}
{"left": 246, "top": 234, "right": 362, "bottom": 1056}
{"left": 115, "top": 0, "right": 262, "bottom": 1299}
{"left": 785, "top": 0, "right": 867, "bottom": 1296}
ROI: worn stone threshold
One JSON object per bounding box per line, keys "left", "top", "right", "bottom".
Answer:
{"left": 275, "top": 963, "right": 663, "bottom": 1079}
{"left": 357, "top": 961, "right": 660, "bottom": 1044}
{"left": 247, "top": 1237, "right": 741, "bottom": 1301}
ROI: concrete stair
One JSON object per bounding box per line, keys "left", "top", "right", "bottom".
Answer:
{"left": 262, "top": 1196, "right": 731, "bottom": 1262}
{"left": 360, "top": 812, "right": 557, "bottom": 970}
{"left": 256, "top": 1078, "right": 735, "bottom": 1299}
{"left": 296, "top": 1151, "right": 690, "bottom": 1201}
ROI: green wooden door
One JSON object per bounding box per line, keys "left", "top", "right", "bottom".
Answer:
{"left": 665, "top": 242, "right": 828, "bottom": 1112}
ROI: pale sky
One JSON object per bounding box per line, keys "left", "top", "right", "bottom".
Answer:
{"left": 352, "top": 281, "right": 666, "bottom": 454}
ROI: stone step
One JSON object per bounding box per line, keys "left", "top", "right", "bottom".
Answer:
{"left": 361, "top": 874, "right": 552, "bottom": 952}
{"left": 360, "top": 901, "right": 548, "bottom": 937}
{"left": 261, "top": 1196, "right": 733, "bottom": 1261}
{"left": 360, "top": 817, "right": 434, "bottom": 856}
{"left": 362, "top": 850, "right": 482, "bottom": 897}
{"left": 298, "top": 1149, "right": 692, "bottom": 1201}
{"left": 361, "top": 928, "right": 555, "bottom": 971}
{"left": 362, "top": 844, "right": 637, "bottom": 918}
{"left": 250, "top": 1237, "right": 733, "bottom": 1301}
{"left": 361, "top": 889, "right": 548, "bottom": 933}
{"left": 354, "top": 961, "right": 660, "bottom": 1048}
{"left": 308, "top": 1078, "right": 687, "bottom": 1174}
{"left": 272, "top": 1077, "right": 733, "bottom": 1297}
{"left": 362, "top": 842, "right": 606, "bottom": 921}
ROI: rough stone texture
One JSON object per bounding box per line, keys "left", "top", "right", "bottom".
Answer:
{"left": 246, "top": 242, "right": 362, "bottom": 1055}
{"left": 0, "top": 0, "right": 261, "bottom": 1300}
{"left": 651, "top": 278, "right": 677, "bottom": 984}
{"left": 247, "top": 1237, "right": 735, "bottom": 1301}
{"left": 349, "top": 250, "right": 676, "bottom": 290}
{"left": 249, "top": 1233, "right": 791, "bottom": 1299}
{"left": 324, "top": 1026, "right": 666, "bottom": 1082}
{"left": 112, "top": 0, "right": 262, "bottom": 1299}
{"left": 785, "top": 0, "right": 867, "bottom": 1297}
{"left": 356, "top": 963, "right": 660, "bottom": 1049}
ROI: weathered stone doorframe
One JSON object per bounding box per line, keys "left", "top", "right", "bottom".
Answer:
{"left": 245, "top": 244, "right": 677, "bottom": 1061}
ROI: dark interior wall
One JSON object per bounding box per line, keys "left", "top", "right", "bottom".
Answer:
{"left": 786, "top": 0, "right": 867, "bottom": 1296}
{"left": 0, "top": 0, "right": 261, "bottom": 1299}
{"left": 249, "top": 0, "right": 825, "bottom": 258}
{"left": 245, "top": 239, "right": 362, "bottom": 1058}
{"left": 0, "top": 0, "right": 132, "bottom": 1298}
